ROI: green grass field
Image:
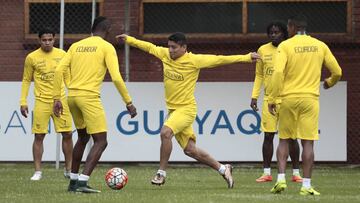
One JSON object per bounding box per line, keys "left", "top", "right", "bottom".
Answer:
{"left": 0, "top": 163, "right": 359, "bottom": 203}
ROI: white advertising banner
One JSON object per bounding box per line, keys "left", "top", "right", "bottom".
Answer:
{"left": 0, "top": 82, "right": 346, "bottom": 161}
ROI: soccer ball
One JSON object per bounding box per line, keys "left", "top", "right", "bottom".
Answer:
{"left": 105, "top": 167, "right": 128, "bottom": 190}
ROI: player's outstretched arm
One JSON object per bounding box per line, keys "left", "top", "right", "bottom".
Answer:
{"left": 193, "top": 52, "right": 260, "bottom": 69}
{"left": 116, "top": 34, "right": 167, "bottom": 60}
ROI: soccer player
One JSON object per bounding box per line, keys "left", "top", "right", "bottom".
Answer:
{"left": 251, "top": 22, "right": 302, "bottom": 183}
{"left": 116, "top": 32, "right": 260, "bottom": 188}
{"left": 53, "top": 16, "right": 137, "bottom": 193}
{"left": 268, "top": 15, "right": 342, "bottom": 195}
{"left": 20, "top": 27, "right": 73, "bottom": 181}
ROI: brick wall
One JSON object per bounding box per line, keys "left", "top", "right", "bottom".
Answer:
{"left": 0, "top": 0, "right": 359, "bottom": 163}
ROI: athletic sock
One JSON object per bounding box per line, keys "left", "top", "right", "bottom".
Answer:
{"left": 78, "top": 174, "right": 90, "bottom": 182}
{"left": 302, "top": 178, "right": 311, "bottom": 189}
{"left": 218, "top": 164, "right": 226, "bottom": 175}
{"left": 264, "top": 168, "right": 271, "bottom": 175}
{"left": 277, "top": 173, "right": 285, "bottom": 182}
{"left": 70, "top": 173, "right": 79, "bottom": 180}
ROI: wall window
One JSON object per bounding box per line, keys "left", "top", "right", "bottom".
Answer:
{"left": 140, "top": 0, "right": 351, "bottom": 38}
{"left": 25, "top": 0, "right": 104, "bottom": 39}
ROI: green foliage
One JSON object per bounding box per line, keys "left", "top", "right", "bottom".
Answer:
{"left": 0, "top": 163, "right": 359, "bottom": 203}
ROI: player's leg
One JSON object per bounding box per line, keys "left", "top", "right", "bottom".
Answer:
{"left": 271, "top": 98, "right": 297, "bottom": 193}
{"left": 31, "top": 133, "right": 45, "bottom": 180}
{"left": 183, "top": 138, "right": 234, "bottom": 188}
{"left": 257, "top": 132, "right": 275, "bottom": 182}
{"left": 75, "top": 96, "right": 107, "bottom": 193}
{"left": 30, "top": 99, "right": 51, "bottom": 181}
{"left": 257, "top": 100, "right": 276, "bottom": 182}
{"left": 151, "top": 124, "right": 174, "bottom": 185}
{"left": 61, "top": 131, "right": 73, "bottom": 178}
{"left": 298, "top": 98, "right": 320, "bottom": 195}
{"left": 53, "top": 98, "right": 73, "bottom": 178}
{"left": 81, "top": 132, "right": 107, "bottom": 176}
{"left": 151, "top": 106, "right": 194, "bottom": 185}
{"left": 289, "top": 139, "right": 302, "bottom": 182}
{"left": 66, "top": 96, "right": 89, "bottom": 192}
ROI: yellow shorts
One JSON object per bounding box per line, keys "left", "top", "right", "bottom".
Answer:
{"left": 164, "top": 105, "right": 197, "bottom": 149}
{"left": 261, "top": 100, "right": 279, "bottom": 133}
{"left": 32, "top": 98, "right": 72, "bottom": 134}
{"left": 67, "top": 96, "right": 107, "bottom": 134}
{"left": 278, "top": 97, "right": 319, "bottom": 140}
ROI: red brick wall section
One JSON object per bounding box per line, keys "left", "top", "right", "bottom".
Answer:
{"left": 0, "top": 0, "right": 359, "bottom": 163}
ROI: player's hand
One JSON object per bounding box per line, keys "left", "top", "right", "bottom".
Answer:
{"left": 323, "top": 80, "right": 330, "bottom": 89}
{"left": 250, "top": 98, "right": 258, "bottom": 111}
{"left": 115, "top": 34, "right": 128, "bottom": 43}
{"left": 20, "top": 105, "right": 29, "bottom": 118}
{"left": 268, "top": 103, "right": 277, "bottom": 116}
{"left": 53, "top": 100, "right": 63, "bottom": 117}
{"left": 126, "top": 103, "right": 137, "bottom": 118}
{"left": 250, "top": 52, "right": 261, "bottom": 62}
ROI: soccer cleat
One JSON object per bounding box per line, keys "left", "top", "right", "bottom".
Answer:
{"left": 30, "top": 171, "right": 42, "bottom": 181}
{"left": 256, "top": 174, "right": 273, "bottom": 182}
{"left": 270, "top": 181, "right": 287, "bottom": 194}
{"left": 222, "top": 164, "right": 234, "bottom": 189}
{"left": 75, "top": 181, "right": 101, "bottom": 193}
{"left": 67, "top": 179, "right": 78, "bottom": 192}
{"left": 292, "top": 174, "right": 303, "bottom": 183}
{"left": 151, "top": 173, "right": 166, "bottom": 186}
{"left": 64, "top": 170, "right": 70, "bottom": 179}
{"left": 300, "top": 187, "right": 320, "bottom": 196}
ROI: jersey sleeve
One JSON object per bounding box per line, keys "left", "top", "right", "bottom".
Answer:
{"left": 53, "top": 47, "right": 72, "bottom": 100}
{"left": 20, "top": 55, "right": 34, "bottom": 106}
{"left": 322, "top": 43, "right": 342, "bottom": 87}
{"left": 251, "top": 55, "right": 264, "bottom": 99}
{"left": 268, "top": 46, "right": 287, "bottom": 103}
{"left": 125, "top": 36, "right": 168, "bottom": 60}
{"left": 105, "top": 44, "right": 132, "bottom": 104}
{"left": 192, "top": 53, "right": 252, "bottom": 69}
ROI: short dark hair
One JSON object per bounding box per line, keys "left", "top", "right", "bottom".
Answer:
{"left": 38, "top": 27, "right": 55, "bottom": 38}
{"left": 91, "top": 16, "right": 110, "bottom": 33}
{"left": 288, "top": 14, "right": 307, "bottom": 29}
{"left": 168, "top": 32, "right": 187, "bottom": 46}
{"left": 266, "top": 22, "right": 288, "bottom": 39}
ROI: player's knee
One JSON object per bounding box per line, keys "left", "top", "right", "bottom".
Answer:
{"left": 183, "top": 143, "right": 196, "bottom": 157}
{"left": 264, "top": 133, "right": 275, "bottom": 143}
{"left": 61, "top": 132, "right": 72, "bottom": 141}
{"left": 34, "top": 134, "right": 45, "bottom": 142}
{"left": 160, "top": 127, "right": 173, "bottom": 141}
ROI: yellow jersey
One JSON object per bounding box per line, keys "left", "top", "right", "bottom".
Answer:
{"left": 53, "top": 36, "right": 132, "bottom": 104}
{"left": 20, "top": 47, "right": 67, "bottom": 105}
{"left": 251, "top": 42, "right": 278, "bottom": 101}
{"left": 268, "top": 34, "right": 342, "bottom": 103}
{"left": 126, "top": 36, "right": 253, "bottom": 109}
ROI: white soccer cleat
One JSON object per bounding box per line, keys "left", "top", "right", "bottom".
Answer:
{"left": 222, "top": 164, "right": 234, "bottom": 188}
{"left": 30, "top": 171, "right": 42, "bottom": 181}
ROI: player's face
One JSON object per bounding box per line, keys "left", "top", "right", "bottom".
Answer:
{"left": 39, "top": 33, "right": 54, "bottom": 52}
{"left": 168, "top": 40, "right": 186, "bottom": 60}
{"left": 269, "top": 26, "right": 284, "bottom": 47}
{"left": 287, "top": 20, "right": 296, "bottom": 38}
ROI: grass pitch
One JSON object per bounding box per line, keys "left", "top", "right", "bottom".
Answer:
{"left": 0, "top": 163, "right": 359, "bottom": 203}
